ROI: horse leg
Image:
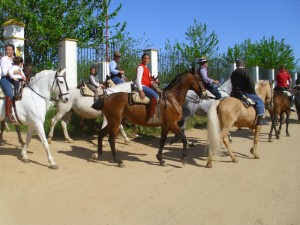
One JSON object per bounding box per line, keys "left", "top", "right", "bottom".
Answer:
{"left": 15, "top": 125, "right": 25, "bottom": 145}
{"left": 21, "top": 127, "right": 34, "bottom": 164}
{"left": 156, "top": 127, "right": 169, "bottom": 167}
{"left": 48, "top": 111, "right": 73, "bottom": 143}
{"left": 0, "top": 121, "right": 4, "bottom": 145}
{"left": 268, "top": 117, "right": 276, "bottom": 142}
{"left": 119, "top": 124, "right": 130, "bottom": 143}
{"left": 286, "top": 113, "right": 290, "bottom": 137}
{"left": 35, "top": 124, "right": 58, "bottom": 169}
{"left": 278, "top": 114, "right": 283, "bottom": 136}
{"left": 223, "top": 135, "right": 237, "bottom": 162}
{"left": 250, "top": 125, "right": 262, "bottom": 159}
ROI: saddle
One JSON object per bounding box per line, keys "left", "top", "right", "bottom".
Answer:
{"left": 230, "top": 90, "right": 256, "bottom": 108}
{"left": 80, "top": 82, "right": 104, "bottom": 97}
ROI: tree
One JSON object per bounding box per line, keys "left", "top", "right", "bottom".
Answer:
{"left": 0, "top": 0, "right": 125, "bottom": 70}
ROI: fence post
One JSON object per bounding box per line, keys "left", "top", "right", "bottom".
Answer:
{"left": 251, "top": 66, "right": 259, "bottom": 83}
{"left": 268, "top": 69, "right": 275, "bottom": 88}
{"left": 143, "top": 49, "right": 158, "bottom": 78}
{"left": 58, "top": 38, "right": 78, "bottom": 88}
{"left": 2, "top": 19, "right": 25, "bottom": 60}
{"left": 97, "top": 62, "right": 110, "bottom": 83}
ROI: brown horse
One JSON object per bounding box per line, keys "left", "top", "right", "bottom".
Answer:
{"left": 206, "top": 80, "right": 273, "bottom": 168}
{"left": 92, "top": 70, "right": 207, "bottom": 167}
{"left": 268, "top": 89, "right": 293, "bottom": 142}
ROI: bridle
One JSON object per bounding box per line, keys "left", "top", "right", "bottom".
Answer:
{"left": 25, "top": 70, "right": 69, "bottom": 102}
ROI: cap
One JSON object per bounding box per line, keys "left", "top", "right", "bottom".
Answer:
{"left": 114, "top": 51, "right": 121, "bottom": 57}
{"left": 197, "top": 57, "right": 208, "bottom": 64}
{"left": 235, "top": 59, "right": 245, "bottom": 66}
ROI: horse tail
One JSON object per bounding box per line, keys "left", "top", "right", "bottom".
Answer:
{"left": 207, "top": 100, "right": 222, "bottom": 161}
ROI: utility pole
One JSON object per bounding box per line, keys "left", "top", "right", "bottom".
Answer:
{"left": 105, "top": 0, "right": 109, "bottom": 62}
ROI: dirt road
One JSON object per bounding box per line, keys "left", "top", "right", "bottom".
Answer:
{"left": 1, "top": 113, "right": 300, "bottom": 225}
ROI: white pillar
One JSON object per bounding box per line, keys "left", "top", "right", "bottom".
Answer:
{"left": 2, "top": 19, "right": 25, "bottom": 60}
{"left": 268, "top": 69, "right": 275, "bottom": 88}
{"left": 97, "top": 62, "right": 110, "bottom": 83}
{"left": 228, "top": 63, "right": 236, "bottom": 78}
{"left": 293, "top": 72, "right": 297, "bottom": 86}
{"left": 58, "top": 38, "right": 78, "bottom": 88}
{"left": 143, "top": 49, "right": 158, "bottom": 78}
{"left": 251, "top": 66, "right": 259, "bottom": 83}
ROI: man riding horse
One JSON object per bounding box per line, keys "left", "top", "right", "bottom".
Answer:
{"left": 230, "top": 59, "right": 265, "bottom": 125}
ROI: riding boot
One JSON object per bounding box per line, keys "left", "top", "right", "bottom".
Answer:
{"left": 256, "top": 115, "right": 264, "bottom": 126}
{"left": 147, "top": 98, "right": 160, "bottom": 124}
{"left": 5, "top": 97, "right": 17, "bottom": 124}
{"left": 94, "top": 94, "right": 98, "bottom": 103}
{"left": 289, "top": 96, "right": 296, "bottom": 112}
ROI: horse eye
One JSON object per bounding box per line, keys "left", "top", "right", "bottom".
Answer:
{"left": 59, "top": 81, "right": 64, "bottom": 84}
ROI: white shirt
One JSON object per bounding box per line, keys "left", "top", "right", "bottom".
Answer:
{"left": 0, "top": 56, "right": 13, "bottom": 77}
{"left": 8, "top": 65, "right": 25, "bottom": 80}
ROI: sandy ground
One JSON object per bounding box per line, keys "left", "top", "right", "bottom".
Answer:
{"left": 0, "top": 113, "right": 300, "bottom": 225}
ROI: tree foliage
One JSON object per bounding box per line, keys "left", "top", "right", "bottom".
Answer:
{"left": 0, "top": 0, "right": 125, "bottom": 69}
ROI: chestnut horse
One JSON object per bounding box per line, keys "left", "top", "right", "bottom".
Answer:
{"left": 268, "top": 89, "right": 293, "bottom": 142}
{"left": 92, "top": 70, "right": 207, "bottom": 167}
{"left": 206, "top": 80, "right": 272, "bottom": 168}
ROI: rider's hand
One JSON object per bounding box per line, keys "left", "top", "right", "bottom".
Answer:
{"left": 138, "top": 90, "right": 145, "bottom": 99}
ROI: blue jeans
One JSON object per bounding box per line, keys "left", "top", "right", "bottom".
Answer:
{"left": 142, "top": 86, "right": 159, "bottom": 101}
{"left": 111, "top": 76, "right": 124, "bottom": 85}
{"left": 244, "top": 93, "right": 265, "bottom": 116}
{"left": 0, "top": 76, "right": 13, "bottom": 99}
{"left": 205, "top": 83, "right": 222, "bottom": 100}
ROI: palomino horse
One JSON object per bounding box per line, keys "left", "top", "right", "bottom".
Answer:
{"left": 92, "top": 70, "right": 207, "bottom": 167}
{"left": 169, "top": 79, "right": 232, "bottom": 146}
{"left": 47, "top": 82, "right": 133, "bottom": 144}
{"left": 0, "top": 69, "right": 69, "bottom": 169}
{"left": 206, "top": 80, "right": 272, "bottom": 168}
{"left": 268, "top": 88, "right": 294, "bottom": 141}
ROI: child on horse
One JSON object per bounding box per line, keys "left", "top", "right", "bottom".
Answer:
{"left": 87, "top": 66, "right": 105, "bottom": 102}
{"left": 8, "top": 56, "right": 26, "bottom": 100}
{"left": 274, "top": 65, "right": 295, "bottom": 112}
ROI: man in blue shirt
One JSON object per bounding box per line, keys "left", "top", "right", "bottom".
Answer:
{"left": 109, "top": 51, "right": 126, "bottom": 84}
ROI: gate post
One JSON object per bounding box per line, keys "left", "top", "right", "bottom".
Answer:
{"left": 143, "top": 49, "right": 158, "bottom": 78}
{"left": 251, "top": 66, "right": 259, "bottom": 83}
{"left": 268, "top": 69, "right": 275, "bottom": 88}
{"left": 58, "top": 38, "right": 78, "bottom": 88}
{"left": 2, "top": 19, "right": 25, "bottom": 60}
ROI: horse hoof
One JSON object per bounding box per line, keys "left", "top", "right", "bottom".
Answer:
{"left": 47, "top": 139, "right": 52, "bottom": 144}
{"left": 206, "top": 162, "right": 213, "bottom": 168}
{"left": 124, "top": 138, "right": 130, "bottom": 143}
{"left": 188, "top": 142, "right": 195, "bottom": 147}
{"left": 21, "top": 158, "right": 30, "bottom": 163}
{"left": 254, "top": 155, "right": 260, "bottom": 159}
{"left": 91, "top": 153, "right": 98, "bottom": 159}
{"left": 118, "top": 162, "right": 126, "bottom": 168}
{"left": 233, "top": 158, "right": 238, "bottom": 163}
{"left": 67, "top": 138, "right": 74, "bottom": 143}
{"left": 169, "top": 140, "right": 174, "bottom": 145}
{"left": 50, "top": 164, "right": 59, "bottom": 170}
{"left": 160, "top": 160, "right": 167, "bottom": 167}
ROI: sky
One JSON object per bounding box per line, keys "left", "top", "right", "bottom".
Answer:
{"left": 110, "top": 0, "right": 300, "bottom": 69}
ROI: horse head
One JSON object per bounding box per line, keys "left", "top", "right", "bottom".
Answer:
{"left": 52, "top": 68, "right": 69, "bottom": 103}
{"left": 190, "top": 72, "right": 207, "bottom": 99}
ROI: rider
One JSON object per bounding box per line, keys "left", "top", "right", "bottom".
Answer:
{"left": 136, "top": 53, "right": 160, "bottom": 123}
{"left": 197, "top": 57, "right": 222, "bottom": 100}
{"left": 231, "top": 59, "right": 265, "bottom": 126}
{"left": 87, "top": 66, "right": 105, "bottom": 102}
{"left": 274, "top": 65, "right": 295, "bottom": 112}
{"left": 0, "top": 44, "right": 21, "bottom": 123}
{"left": 8, "top": 56, "right": 26, "bottom": 100}
{"left": 109, "top": 51, "right": 126, "bottom": 84}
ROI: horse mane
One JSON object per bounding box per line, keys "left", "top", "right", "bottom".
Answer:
{"left": 28, "top": 70, "right": 53, "bottom": 86}
{"left": 164, "top": 70, "right": 192, "bottom": 91}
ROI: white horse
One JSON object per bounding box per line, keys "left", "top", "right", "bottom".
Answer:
{"left": 169, "top": 79, "right": 232, "bottom": 145}
{"left": 47, "top": 82, "right": 133, "bottom": 144}
{"left": 0, "top": 69, "right": 69, "bottom": 169}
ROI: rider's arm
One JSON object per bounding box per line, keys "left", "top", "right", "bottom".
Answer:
{"left": 109, "top": 60, "right": 119, "bottom": 75}
{"left": 89, "top": 75, "right": 100, "bottom": 88}
{"left": 136, "top": 66, "right": 143, "bottom": 90}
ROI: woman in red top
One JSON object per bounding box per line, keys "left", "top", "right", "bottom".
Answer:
{"left": 274, "top": 65, "right": 295, "bottom": 111}
{"left": 136, "top": 53, "right": 159, "bottom": 123}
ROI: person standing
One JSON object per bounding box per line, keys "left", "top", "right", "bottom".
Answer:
{"left": 274, "top": 65, "right": 295, "bottom": 111}
{"left": 0, "top": 44, "right": 20, "bottom": 123}
{"left": 109, "top": 51, "right": 126, "bottom": 84}
{"left": 197, "top": 57, "right": 222, "bottom": 100}
{"left": 231, "top": 59, "right": 265, "bottom": 125}
{"left": 136, "top": 53, "right": 160, "bottom": 123}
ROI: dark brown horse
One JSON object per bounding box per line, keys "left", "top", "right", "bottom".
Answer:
{"left": 268, "top": 90, "right": 293, "bottom": 142}
{"left": 92, "top": 70, "right": 207, "bottom": 167}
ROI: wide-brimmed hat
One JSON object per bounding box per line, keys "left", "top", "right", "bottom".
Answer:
{"left": 197, "top": 57, "right": 208, "bottom": 64}
{"left": 114, "top": 51, "right": 121, "bottom": 57}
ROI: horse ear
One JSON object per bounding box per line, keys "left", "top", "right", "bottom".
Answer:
{"left": 58, "top": 68, "right": 66, "bottom": 76}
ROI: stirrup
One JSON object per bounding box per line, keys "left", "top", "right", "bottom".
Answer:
{"left": 4, "top": 115, "right": 18, "bottom": 124}
{"left": 290, "top": 107, "right": 296, "bottom": 112}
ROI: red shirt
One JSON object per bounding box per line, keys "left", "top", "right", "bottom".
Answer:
{"left": 276, "top": 71, "right": 291, "bottom": 87}
{"left": 138, "top": 63, "right": 152, "bottom": 88}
